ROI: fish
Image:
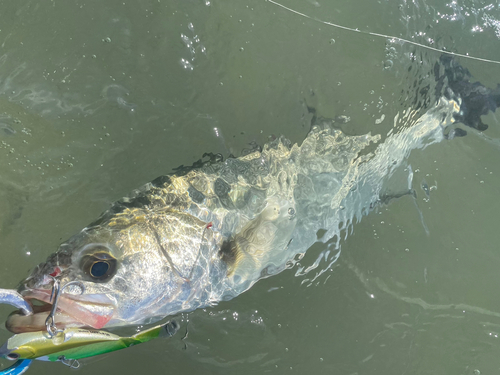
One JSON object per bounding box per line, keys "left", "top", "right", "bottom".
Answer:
{"left": 4, "top": 57, "right": 498, "bottom": 335}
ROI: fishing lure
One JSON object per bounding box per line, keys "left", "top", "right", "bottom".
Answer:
{"left": 0, "top": 290, "right": 32, "bottom": 317}
{"left": 0, "top": 321, "right": 178, "bottom": 370}
{"left": 0, "top": 360, "right": 32, "bottom": 375}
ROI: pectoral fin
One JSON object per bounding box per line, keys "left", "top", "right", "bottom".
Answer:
{"left": 219, "top": 198, "right": 296, "bottom": 283}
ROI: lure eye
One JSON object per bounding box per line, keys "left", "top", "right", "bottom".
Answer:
{"left": 6, "top": 353, "right": 19, "bottom": 360}
{"left": 80, "top": 250, "right": 117, "bottom": 282}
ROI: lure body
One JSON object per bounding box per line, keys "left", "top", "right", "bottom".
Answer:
{"left": 0, "top": 322, "right": 178, "bottom": 362}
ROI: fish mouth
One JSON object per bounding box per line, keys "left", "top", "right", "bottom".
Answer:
{"left": 5, "top": 289, "right": 115, "bottom": 334}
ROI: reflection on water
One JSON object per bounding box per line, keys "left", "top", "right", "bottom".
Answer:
{"left": 0, "top": 0, "right": 499, "bottom": 374}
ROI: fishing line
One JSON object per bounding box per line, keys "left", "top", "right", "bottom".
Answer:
{"left": 267, "top": 0, "right": 500, "bottom": 65}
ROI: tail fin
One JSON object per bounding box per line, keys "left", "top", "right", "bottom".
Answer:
{"left": 436, "top": 55, "right": 500, "bottom": 131}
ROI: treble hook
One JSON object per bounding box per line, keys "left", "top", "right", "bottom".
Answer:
{"left": 45, "top": 279, "right": 85, "bottom": 338}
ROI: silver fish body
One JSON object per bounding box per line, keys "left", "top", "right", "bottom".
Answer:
{"left": 6, "top": 98, "right": 458, "bottom": 333}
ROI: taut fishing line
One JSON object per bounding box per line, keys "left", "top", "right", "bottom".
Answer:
{"left": 267, "top": 0, "right": 500, "bottom": 65}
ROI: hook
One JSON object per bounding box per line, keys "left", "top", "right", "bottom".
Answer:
{"left": 59, "top": 356, "right": 81, "bottom": 369}
{"left": 45, "top": 279, "right": 85, "bottom": 338}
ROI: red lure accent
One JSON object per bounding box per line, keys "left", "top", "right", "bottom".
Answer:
{"left": 206, "top": 222, "right": 213, "bottom": 229}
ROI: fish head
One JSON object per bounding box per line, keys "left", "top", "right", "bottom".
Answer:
{"left": 6, "top": 208, "right": 207, "bottom": 333}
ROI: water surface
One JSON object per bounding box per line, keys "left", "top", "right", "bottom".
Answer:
{"left": 0, "top": 0, "right": 500, "bottom": 374}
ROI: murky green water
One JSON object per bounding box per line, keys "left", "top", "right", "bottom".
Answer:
{"left": 1, "top": 0, "right": 500, "bottom": 374}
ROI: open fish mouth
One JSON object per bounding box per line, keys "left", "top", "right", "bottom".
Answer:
{"left": 5, "top": 289, "right": 115, "bottom": 334}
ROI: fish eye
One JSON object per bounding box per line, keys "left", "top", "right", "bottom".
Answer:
{"left": 90, "top": 261, "right": 109, "bottom": 278}
{"left": 80, "top": 250, "right": 117, "bottom": 282}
